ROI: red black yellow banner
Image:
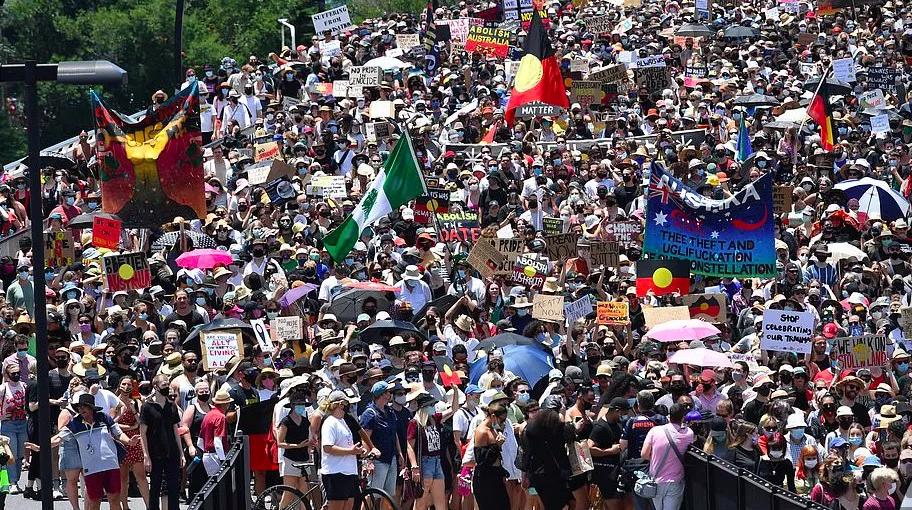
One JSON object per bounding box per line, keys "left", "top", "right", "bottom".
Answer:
{"left": 504, "top": 9, "right": 568, "bottom": 124}
{"left": 808, "top": 91, "right": 834, "bottom": 151}
{"left": 636, "top": 258, "right": 690, "bottom": 297}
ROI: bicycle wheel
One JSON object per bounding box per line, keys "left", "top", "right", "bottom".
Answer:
{"left": 360, "top": 487, "right": 399, "bottom": 510}
{"left": 254, "top": 484, "right": 313, "bottom": 510}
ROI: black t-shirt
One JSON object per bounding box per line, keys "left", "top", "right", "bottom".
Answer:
{"left": 849, "top": 401, "right": 872, "bottom": 428}
{"left": 589, "top": 418, "right": 622, "bottom": 467}
{"left": 139, "top": 400, "right": 181, "bottom": 460}
{"left": 226, "top": 379, "right": 259, "bottom": 408}
{"left": 279, "top": 414, "right": 310, "bottom": 462}
{"left": 162, "top": 309, "right": 206, "bottom": 331}
{"left": 47, "top": 370, "right": 71, "bottom": 421}
{"left": 742, "top": 398, "right": 766, "bottom": 426}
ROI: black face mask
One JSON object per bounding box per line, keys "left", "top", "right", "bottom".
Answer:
{"left": 157, "top": 387, "right": 170, "bottom": 397}
{"left": 757, "top": 386, "right": 771, "bottom": 397}
{"left": 422, "top": 371, "right": 436, "bottom": 382}
{"left": 251, "top": 248, "right": 265, "bottom": 258}
{"left": 319, "top": 210, "right": 331, "bottom": 218}
{"left": 838, "top": 417, "right": 853, "bottom": 428}
{"left": 670, "top": 382, "right": 687, "bottom": 394}
{"left": 7, "top": 373, "right": 19, "bottom": 382}
{"left": 197, "top": 393, "right": 210, "bottom": 402}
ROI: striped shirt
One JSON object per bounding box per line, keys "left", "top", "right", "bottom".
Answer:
{"left": 803, "top": 264, "right": 838, "bottom": 286}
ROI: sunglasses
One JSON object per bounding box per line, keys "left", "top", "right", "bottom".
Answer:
{"left": 764, "top": 426, "right": 778, "bottom": 432}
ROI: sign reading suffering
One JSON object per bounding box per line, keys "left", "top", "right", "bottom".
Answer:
{"left": 465, "top": 25, "right": 511, "bottom": 58}
{"left": 45, "top": 231, "right": 76, "bottom": 267}
{"left": 532, "top": 294, "right": 565, "bottom": 322}
{"left": 92, "top": 216, "right": 122, "bottom": 250}
{"left": 201, "top": 330, "right": 244, "bottom": 371}
{"left": 311, "top": 5, "right": 352, "bottom": 34}
{"left": 103, "top": 252, "right": 153, "bottom": 291}
{"left": 760, "top": 309, "right": 814, "bottom": 354}
{"left": 512, "top": 254, "right": 548, "bottom": 289}
{"left": 436, "top": 211, "right": 481, "bottom": 243}
{"left": 597, "top": 301, "right": 629, "bottom": 325}
{"left": 832, "top": 334, "right": 889, "bottom": 369}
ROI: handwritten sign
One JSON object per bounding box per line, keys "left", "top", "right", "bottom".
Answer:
{"left": 860, "top": 89, "right": 886, "bottom": 109}
{"left": 570, "top": 80, "right": 605, "bottom": 106}
{"left": 545, "top": 233, "right": 578, "bottom": 260}
{"left": 871, "top": 114, "right": 891, "bottom": 135}
{"left": 587, "top": 14, "right": 613, "bottom": 34}
{"left": 512, "top": 254, "right": 548, "bottom": 290}
{"left": 564, "top": 295, "right": 594, "bottom": 325}
{"left": 832, "top": 57, "right": 856, "bottom": 83}
{"left": 397, "top": 33, "right": 420, "bottom": 51}
{"left": 492, "top": 237, "right": 525, "bottom": 275}
{"left": 250, "top": 319, "right": 274, "bottom": 354}
{"left": 465, "top": 25, "right": 511, "bottom": 58}
{"left": 312, "top": 5, "right": 351, "bottom": 34}
{"left": 272, "top": 316, "right": 303, "bottom": 342}
{"left": 349, "top": 66, "right": 383, "bottom": 88}
{"left": 467, "top": 239, "right": 505, "bottom": 279}
{"left": 92, "top": 216, "right": 121, "bottom": 250}
{"left": 597, "top": 301, "right": 629, "bottom": 325}
{"left": 760, "top": 309, "right": 814, "bottom": 354}
{"left": 201, "top": 330, "right": 244, "bottom": 371}
{"left": 773, "top": 185, "right": 794, "bottom": 214}
{"left": 832, "top": 334, "right": 888, "bottom": 369}
{"left": 45, "top": 231, "right": 75, "bottom": 267}
{"left": 589, "top": 241, "right": 619, "bottom": 268}
{"left": 436, "top": 211, "right": 481, "bottom": 243}
{"left": 868, "top": 66, "right": 900, "bottom": 94}
{"left": 103, "top": 252, "right": 152, "bottom": 291}
{"left": 254, "top": 141, "right": 281, "bottom": 162}
{"left": 643, "top": 306, "right": 690, "bottom": 329}
{"left": 603, "top": 221, "right": 642, "bottom": 248}
{"left": 589, "top": 64, "right": 628, "bottom": 84}
{"left": 532, "top": 294, "right": 565, "bottom": 322}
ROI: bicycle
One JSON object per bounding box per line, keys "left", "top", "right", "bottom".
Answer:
{"left": 254, "top": 460, "right": 399, "bottom": 510}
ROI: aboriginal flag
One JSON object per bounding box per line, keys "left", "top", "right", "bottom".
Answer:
{"left": 504, "top": 9, "right": 568, "bottom": 124}
{"left": 808, "top": 89, "right": 835, "bottom": 151}
{"left": 636, "top": 259, "right": 690, "bottom": 297}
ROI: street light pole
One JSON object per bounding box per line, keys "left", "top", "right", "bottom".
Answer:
{"left": 175, "top": 0, "right": 186, "bottom": 87}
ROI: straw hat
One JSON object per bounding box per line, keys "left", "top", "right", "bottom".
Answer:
{"left": 72, "top": 354, "right": 106, "bottom": 377}
{"left": 211, "top": 390, "right": 233, "bottom": 405}
{"left": 454, "top": 314, "right": 475, "bottom": 332}
{"left": 158, "top": 353, "right": 184, "bottom": 377}
{"left": 12, "top": 315, "right": 34, "bottom": 335}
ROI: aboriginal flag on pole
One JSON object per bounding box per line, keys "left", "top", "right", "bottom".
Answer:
{"left": 504, "top": 8, "right": 568, "bottom": 124}
{"left": 636, "top": 258, "right": 690, "bottom": 297}
{"left": 808, "top": 86, "right": 835, "bottom": 151}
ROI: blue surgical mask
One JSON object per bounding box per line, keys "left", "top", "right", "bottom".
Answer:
{"left": 516, "top": 308, "right": 528, "bottom": 317}
{"left": 65, "top": 197, "right": 75, "bottom": 206}
{"left": 790, "top": 429, "right": 805, "bottom": 440}
{"left": 898, "top": 362, "right": 909, "bottom": 373}
{"left": 757, "top": 160, "right": 767, "bottom": 169}
{"left": 517, "top": 393, "right": 531, "bottom": 405}
{"left": 17, "top": 270, "right": 28, "bottom": 280}
{"left": 627, "top": 397, "right": 637, "bottom": 408}
{"left": 293, "top": 405, "right": 308, "bottom": 416}
{"left": 267, "top": 311, "right": 279, "bottom": 320}
{"left": 196, "top": 297, "right": 207, "bottom": 306}
{"left": 139, "top": 313, "right": 148, "bottom": 321}
{"left": 849, "top": 436, "right": 863, "bottom": 446}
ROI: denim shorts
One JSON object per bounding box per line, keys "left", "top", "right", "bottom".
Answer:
{"left": 421, "top": 456, "right": 445, "bottom": 480}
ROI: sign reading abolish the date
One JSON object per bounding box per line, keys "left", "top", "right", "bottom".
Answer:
{"left": 832, "top": 334, "right": 889, "bottom": 369}
{"left": 760, "top": 309, "right": 814, "bottom": 354}
{"left": 435, "top": 211, "right": 481, "bottom": 243}
{"left": 465, "top": 25, "right": 511, "bottom": 58}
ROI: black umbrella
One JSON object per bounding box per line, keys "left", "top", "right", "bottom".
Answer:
{"left": 803, "top": 77, "right": 853, "bottom": 95}
{"left": 675, "top": 23, "right": 714, "bottom": 38}
{"left": 68, "top": 211, "right": 120, "bottom": 229}
{"left": 39, "top": 152, "right": 77, "bottom": 170}
{"left": 151, "top": 230, "right": 217, "bottom": 250}
{"left": 359, "top": 319, "right": 427, "bottom": 344}
{"left": 413, "top": 294, "right": 461, "bottom": 322}
{"left": 723, "top": 26, "right": 758, "bottom": 39}
{"left": 327, "top": 289, "right": 392, "bottom": 325}
{"left": 183, "top": 318, "right": 255, "bottom": 351}
{"left": 732, "top": 94, "right": 780, "bottom": 107}
{"left": 474, "top": 333, "right": 549, "bottom": 353}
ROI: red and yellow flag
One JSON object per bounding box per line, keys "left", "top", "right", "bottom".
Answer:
{"left": 808, "top": 90, "right": 835, "bottom": 151}
{"left": 505, "top": 9, "right": 569, "bottom": 124}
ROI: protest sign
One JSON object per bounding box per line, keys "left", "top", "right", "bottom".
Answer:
{"left": 643, "top": 306, "right": 690, "bottom": 329}
{"left": 799, "top": 62, "right": 817, "bottom": 77}
{"left": 250, "top": 319, "right": 274, "bottom": 354}
{"left": 492, "top": 237, "right": 525, "bottom": 275}
{"left": 201, "top": 330, "right": 244, "bottom": 371}
{"left": 634, "top": 55, "right": 666, "bottom": 68}
{"left": 414, "top": 188, "right": 450, "bottom": 224}
{"left": 321, "top": 40, "right": 342, "bottom": 57}
{"left": 597, "top": 301, "right": 629, "bottom": 325}
{"left": 309, "top": 175, "right": 347, "bottom": 199}
{"left": 570, "top": 59, "right": 589, "bottom": 74}
{"left": 436, "top": 211, "right": 481, "bottom": 243}
{"left": 92, "top": 216, "right": 121, "bottom": 250}
{"left": 263, "top": 177, "right": 297, "bottom": 206}
{"left": 385, "top": 48, "right": 404, "bottom": 58}
{"left": 369, "top": 121, "right": 392, "bottom": 139}
{"left": 603, "top": 221, "right": 642, "bottom": 248}
{"left": 332, "top": 80, "right": 360, "bottom": 98}
{"left": 681, "top": 293, "right": 727, "bottom": 322}
{"left": 397, "top": 33, "right": 420, "bottom": 51}
{"left": 564, "top": 295, "right": 594, "bottom": 325}
{"left": 313, "top": 82, "right": 333, "bottom": 96}
{"left": 589, "top": 64, "right": 628, "bottom": 84}
{"left": 542, "top": 217, "right": 565, "bottom": 236}
{"left": 901, "top": 307, "right": 912, "bottom": 337}
{"left": 503, "top": 0, "right": 549, "bottom": 29}
{"left": 312, "top": 6, "right": 351, "bottom": 34}
{"left": 832, "top": 334, "right": 889, "bottom": 369}
{"left": 868, "top": 66, "right": 900, "bottom": 94}
{"left": 773, "top": 185, "right": 794, "bottom": 214}
{"left": 532, "top": 294, "right": 565, "bottom": 322}
{"left": 465, "top": 25, "right": 511, "bottom": 58}
{"left": 254, "top": 141, "right": 281, "bottom": 162}
{"left": 272, "top": 316, "right": 303, "bottom": 342}
{"left": 587, "top": 14, "right": 613, "bottom": 34}
{"left": 369, "top": 100, "right": 395, "bottom": 119}
{"left": 589, "top": 241, "right": 619, "bottom": 268}
{"left": 832, "top": 58, "right": 856, "bottom": 83}
{"left": 695, "top": 0, "right": 709, "bottom": 17}
{"left": 635, "top": 59, "right": 669, "bottom": 94}
{"left": 103, "top": 252, "right": 152, "bottom": 292}
{"left": 683, "top": 65, "right": 708, "bottom": 87}
{"left": 349, "top": 66, "right": 383, "bottom": 87}
{"left": 644, "top": 164, "right": 776, "bottom": 277}
{"left": 545, "top": 233, "right": 578, "bottom": 260}
{"left": 438, "top": 18, "right": 470, "bottom": 43}
{"left": 796, "top": 33, "right": 816, "bottom": 47}
{"left": 45, "top": 231, "right": 75, "bottom": 267}
{"left": 871, "top": 114, "right": 891, "bottom": 135}
{"left": 512, "top": 254, "right": 548, "bottom": 289}
{"left": 515, "top": 102, "right": 564, "bottom": 118}
{"left": 570, "top": 80, "right": 605, "bottom": 106}
{"left": 467, "top": 240, "right": 505, "bottom": 279}
{"left": 859, "top": 89, "right": 886, "bottom": 109}
{"left": 760, "top": 309, "right": 814, "bottom": 354}
{"left": 727, "top": 352, "right": 760, "bottom": 371}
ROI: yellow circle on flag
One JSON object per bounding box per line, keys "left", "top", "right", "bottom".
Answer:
{"left": 515, "top": 54, "right": 544, "bottom": 93}
{"left": 653, "top": 268, "right": 673, "bottom": 288}
{"left": 523, "top": 265, "right": 536, "bottom": 277}
{"left": 427, "top": 199, "right": 439, "bottom": 212}
{"left": 118, "top": 264, "right": 135, "bottom": 280}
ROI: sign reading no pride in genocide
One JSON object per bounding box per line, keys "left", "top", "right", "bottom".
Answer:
{"left": 760, "top": 309, "right": 814, "bottom": 354}
{"left": 832, "top": 334, "right": 888, "bottom": 369}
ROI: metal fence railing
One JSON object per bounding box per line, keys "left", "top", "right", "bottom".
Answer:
{"left": 187, "top": 435, "right": 252, "bottom": 510}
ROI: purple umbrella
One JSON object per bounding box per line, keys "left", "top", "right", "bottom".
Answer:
{"left": 278, "top": 283, "right": 318, "bottom": 308}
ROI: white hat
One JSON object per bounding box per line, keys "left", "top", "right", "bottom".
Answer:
{"left": 402, "top": 265, "right": 422, "bottom": 280}
{"left": 785, "top": 413, "right": 807, "bottom": 430}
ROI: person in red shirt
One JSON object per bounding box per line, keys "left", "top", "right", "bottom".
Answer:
{"left": 199, "top": 390, "right": 232, "bottom": 476}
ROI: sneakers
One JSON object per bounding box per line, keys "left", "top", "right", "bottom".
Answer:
{"left": 53, "top": 488, "right": 65, "bottom": 500}
{"left": 22, "top": 487, "right": 37, "bottom": 500}
{"left": 8, "top": 484, "right": 21, "bottom": 495}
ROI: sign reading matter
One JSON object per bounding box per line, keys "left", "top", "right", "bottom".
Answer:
{"left": 760, "top": 309, "right": 814, "bottom": 354}
{"left": 312, "top": 5, "right": 351, "bottom": 34}
{"left": 103, "top": 252, "right": 152, "bottom": 291}
{"left": 832, "top": 334, "right": 888, "bottom": 369}
{"left": 201, "top": 330, "right": 244, "bottom": 371}
{"left": 465, "top": 25, "right": 511, "bottom": 58}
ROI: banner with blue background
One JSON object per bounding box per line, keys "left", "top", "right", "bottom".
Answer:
{"left": 643, "top": 163, "right": 776, "bottom": 278}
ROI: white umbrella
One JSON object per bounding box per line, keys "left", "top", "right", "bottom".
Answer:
{"left": 363, "top": 56, "right": 410, "bottom": 69}
{"left": 834, "top": 177, "right": 911, "bottom": 221}
{"left": 827, "top": 242, "right": 868, "bottom": 263}
{"left": 775, "top": 108, "right": 809, "bottom": 124}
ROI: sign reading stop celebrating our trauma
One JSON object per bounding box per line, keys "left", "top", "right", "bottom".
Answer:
{"left": 103, "top": 252, "right": 152, "bottom": 292}
{"left": 760, "top": 309, "right": 814, "bottom": 354}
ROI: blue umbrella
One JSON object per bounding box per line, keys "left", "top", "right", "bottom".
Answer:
{"left": 469, "top": 344, "right": 555, "bottom": 388}
{"left": 834, "top": 177, "right": 910, "bottom": 221}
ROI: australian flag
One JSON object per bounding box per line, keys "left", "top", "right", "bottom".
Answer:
{"left": 423, "top": 2, "right": 440, "bottom": 77}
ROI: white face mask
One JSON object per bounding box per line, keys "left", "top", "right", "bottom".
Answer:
{"left": 889, "top": 482, "right": 898, "bottom": 495}
{"left": 394, "top": 395, "right": 407, "bottom": 405}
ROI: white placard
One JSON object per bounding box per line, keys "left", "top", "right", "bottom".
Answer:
{"left": 396, "top": 34, "right": 420, "bottom": 51}
{"left": 832, "top": 58, "right": 856, "bottom": 83}
{"left": 312, "top": 6, "right": 352, "bottom": 34}
{"left": 385, "top": 48, "right": 404, "bottom": 58}
{"left": 349, "top": 66, "right": 383, "bottom": 87}
{"left": 871, "top": 113, "right": 891, "bottom": 134}
{"left": 635, "top": 55, "right": 666, "bottom": 69}
{"left": 202, "top": 331, "right": 242, "bottom": 371}
{"left": 860, "top": 89, "right": 886, "bottom": 109}
{"left": 321, "top": 40, "right": 342, "bottom": 57}
{"left": 564, "top": 295, "right": 594, "bottom": 325}
{"left": 760, "top": 309, "right": 814, "bottom": 354}
{"left": 272, "top": 316, "right": 303, "bottom": 342}
{"left": 250, "top": 319, "right": 273, "bottom": 354}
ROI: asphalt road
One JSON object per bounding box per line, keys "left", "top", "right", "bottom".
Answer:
{"left": 5, "top": 491, "right": 190, "bottom": 510}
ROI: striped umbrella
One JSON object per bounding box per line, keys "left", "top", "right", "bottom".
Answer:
{"left": 834, "top": 177, "right": 910, "bottom": 221}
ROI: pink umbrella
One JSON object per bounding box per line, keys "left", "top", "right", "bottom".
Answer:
{"left": 643, "top": 319, "right": 721, "bottom": 343}
{"left": 667, "top": 347, "right": 734, "bottom": 368}
{"left": 175, "top": 249, "right": 234, "bottom": 269}
{"left": 344, "top": 281, "right": 400, "bottom": 292}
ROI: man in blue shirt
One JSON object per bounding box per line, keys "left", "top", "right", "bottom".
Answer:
{"left": 360, "top": 380, "right": 401, "bottom": 497}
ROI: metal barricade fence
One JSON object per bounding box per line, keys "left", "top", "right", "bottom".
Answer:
{"left": 187, "top": 435, "right": 252, "bottom": 510}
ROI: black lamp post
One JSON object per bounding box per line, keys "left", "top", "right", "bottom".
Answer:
{"left": 0, "top": 59, "right": 127, "bottom": 510}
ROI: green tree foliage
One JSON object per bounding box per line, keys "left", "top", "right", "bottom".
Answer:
{"left": 0, "top": 111, "right": 26, "bottom": 164}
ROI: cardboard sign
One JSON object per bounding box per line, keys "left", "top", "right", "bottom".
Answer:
{"left": 570, "top": 80, "right": 605, "bottom": 106}
{"left": 597, "top": 301, "right": 629, "bottom": 325}
{"left": 332, "top": 80, "right": 358, "bottom": 98}
{"left": 492, "top": 237, "right": 525, "bottom": 275}
{"left": 397, "top": 33, "right": 421, "bottom": 51}
{"left": 467, "top": 240, "right": 505, "bottom": 279}
{"left": 414, "top": 188, "right": 450, "bottom": 224}
{"left": 589, "top": 64, "right": 628, "bottom": 84}
{"left": 727, "top": 352, "right": 760, "bottom": 371}
{"left": 643, "top": 305, "right": 690, "bottom": 329}
{"left": 636, "top": 65, "right": 670, "bottom": 94}
{"left": 760, "top": 309, "right": 814, "bottom": 354}
{"left": 250, "top": 319, "right": 273, "bottom": 354}
{"left": 900, "top": 307, "right": 912, "bottom": 337}
{"left": 201, "top": 330, "right": 244, "bottom": 371}
{"left": 438, "top": 18, "right": 471, "bottom": 44}
{"left": 542, "top": 217, "right": 565, "bottom": 236}
{"left": 871, "top": 114, "right": 891, "bottom": 135}
{"left": 532, "top": 294, "right": 565, "bottom": 322}
{"left": 465, "top": 25, "right": 511, "bottom": 58}
{"left": 773, "top": 185, "right": 794, "bottom": 214}
{"left": 545, "top": 233, "right": 578, "bottom": 260}
{"left": 45, "top": 231, "right": 75, "bottom": 267}
{"left": 589, "top": 241, "right": 619, "bottom": 268}
{"left": 369, "top": 100, "right": 395, "bottom": 119}
{"left": 92, "top": 216, "right": 121, "bottom": 250}
{"left": 832, "top": 334, "right": 889, "bottom": 369}
{"left": 860, "top": 89, "right": 886, "bottom": 109}
{"left": 603, "top": 221, "right": 642, "bottom": 248}
{"left": 254, "top": 141, "right": 281, "bottom": 162}
{"left": 103, "top": 252, "right": 152, "bottom": 292}
{"left": 564, "top": 295, "right": 594, "bottom": 325}
{"left": 349, "top": 66, "right": 383, "bottom": 88}
{"left": 312, "top": 5, "right": 351, "bottom": 34}
{"left": 681, "top": 293, "right": 727, "bottom": 322}
{"left": 587, "top": 14, "right": 613, "bottom": 34}
{"left": 272, "top": 316, "right": 303, "bottom": 342}
{"left": 868, "top": 66, "right": 900, "bottom": 94}
{"left": 436, "top": 211, "right": 481, "bottom": 243}
{"left": 832, "top": 58, "right": 856, "bottom": 83}
{"left": 512, "top": 254, "right": 548, "bottom": 289}
{"left": 370, "top": 121, "right": 392, "bottom": 139}
{"left": 799, "top": 62, "right": 818, "bottom": 77}
{"left": 515, "top": 102, "right": 564, "bottom": 118}
{"left": 570, "top": 59, "right": 589, "bottom": 74}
